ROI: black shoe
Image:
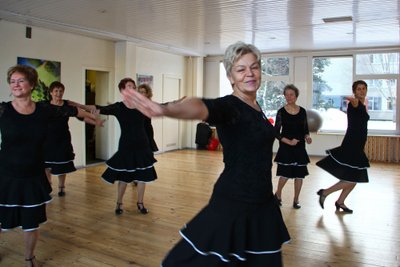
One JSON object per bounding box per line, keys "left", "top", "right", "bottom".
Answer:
{"left": 25, "top": 256, "right": 36, "bottom": 267}
{"left": 293, "top": 202, "right": 301, "bottom": 209}
{"left": 115, "top": 202, "right": 123, "bottom": 215}
{"left": 317, "top": 189, "right": 326, "bottom": 209}
{"left": 137, "top": 202, "right": 149, "bottom": 214}
{"left": 274, "top": 194, "right": 282, "bottom": 206}
{"left": 335, "top": 202, "right": 353, "bottom": 213}
{"left": 58, "top": 186, "right": 66, "bottom": 197}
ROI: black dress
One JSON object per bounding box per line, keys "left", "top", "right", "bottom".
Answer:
{"left": 0, "top": 101, "right": 78, "bottom": 231}
{"left": 274, "top": 107, "right": 310, "bottom": 178}
{"left": 161, "top": 95, "right": 290, "bottom": 267}
{"left": 97, "top": 102, "right": 157, "bottom": 183}
{"left": 43, "top": 100, "right": 76, "bottom": 175}
{"left": 316, "top": 102, "right": 370, "bottom": 182}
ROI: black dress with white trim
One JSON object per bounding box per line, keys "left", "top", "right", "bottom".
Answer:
{"left": 316, "top": 102, "right": 370, "bottom": 182}
{"left": 161, "top": 95, "right": 290, "bottom": 267}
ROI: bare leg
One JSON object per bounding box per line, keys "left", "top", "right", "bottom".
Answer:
{"left": 275, "top": 177, "right": 288, "bottom": 200}
{"left": 136, "top": 182, "right": 146, "bottom": 204}
{"left": 136, "top": 182, "right": 148, "bottom": 214}
{"left": 337, "top": 182, "right": 356, "bottom": 204}
{"left": 117, "top": 182, "right": 127, "bottom": 204}
{"left": 293, "top": 178, "right": 303, "bottom": 203}
{"left": 45, "top": 168, "right": 52, "bottom": 185}
{"left": 58, "top": 174, "right": 67, "bottom": 196}
{"left": 24, "top": 230, "right": 39, "bottom": 267}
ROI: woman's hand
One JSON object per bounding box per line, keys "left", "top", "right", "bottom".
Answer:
{"left": 122, "top": 89, "right": 164, "bottom": 117}
{"left": 305, "top": 135, "right": 312, "bottom": 144}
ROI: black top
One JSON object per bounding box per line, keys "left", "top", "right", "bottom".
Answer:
{"left": 97, "top": 102, "right": 156, "bottom": 170}
{"left": 0, "top": 101, "right": 77, "bottom": 206}
{"left": 204, "top": 95, "right": 275, "bottom": 203}
{"left": 274, "top": 106, "right": 310, "bottom": 165}
{"left": 43, "top": 100, "right": 75, "bottom": 162}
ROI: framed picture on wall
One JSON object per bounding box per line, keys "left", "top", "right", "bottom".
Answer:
{"left": 136, "top": 74, "right": 153, "bottom": 88}
{"left": 17, "top": 57, "right": 61, "bottom": 101}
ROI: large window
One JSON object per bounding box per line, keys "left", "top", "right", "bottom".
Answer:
{"left": 312, "top": 53, "right": 399, "bottom": 133}
{"left": 256, "top": 57, "right": 290, "bottom": 118}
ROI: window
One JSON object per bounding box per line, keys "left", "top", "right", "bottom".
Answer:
{"left": 312, "top": 56, "right": 353, "bottom": 131}
{"left": 313, "top": 53, "right": 399, "bottom": 133}
{"left": 257, "top": 57, "right": 290, "bottom": 119}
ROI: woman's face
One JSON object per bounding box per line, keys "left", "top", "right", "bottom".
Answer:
{"left": 138, "top": 87, "right": 149, "bottom": 98}
{"left": 124, "top": 81, "right": 137, "bottom": 91}
{"left": 284, "top": 89, "right": 297, "bottom": 105}
{"left": 50, "top": 87, "right": 65, "bottom": 101}
{"left": 354, "top": 83, "right": 367, "bottom": 100}
{"left": 228, "top": 53, "right": 261, "bottom": 94}
{"left": 9, "top": 72, "right": 32, "bottom": 98}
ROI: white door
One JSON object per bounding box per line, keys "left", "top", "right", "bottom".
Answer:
{"left": 162, "top": 75, "right": 181, "bottom": 151}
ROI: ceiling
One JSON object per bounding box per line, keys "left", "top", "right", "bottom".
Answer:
{"left": 0, "top": 0, "right": 399, "bottom": 56}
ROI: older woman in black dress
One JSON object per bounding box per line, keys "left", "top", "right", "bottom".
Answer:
{"left": 0, "top": 65, "right": 97, "bottom": 267}
{"left": 316, "top": 80, "right": 370, "bottom": 213}
{"left": 122, "top": 41, "right": 290, "bottom": 267}
{"left": 95, "top": 78, "right": 157, "bottom": 215}
{"left": 274, "top": 84, "right": 312, "bottom": 209}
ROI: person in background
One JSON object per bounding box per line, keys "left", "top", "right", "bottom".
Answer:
{"left": 195, "top": 121, "right": 212, "bottom": 149}
{"left": 316, "top": 80, "right": 370, "bottom": 213}
{"left": 94, "top": 78, "right": 157, "bottom": 215}
{"left": 273, "top": 84, "right": 312, "bottom": 209}
{"left": 44, "top": 81, "right": 103, "bottom": 197}
{"left": 137, "top": 83, "right": 159, "bottom": 152}
{"left": 122, "top": 41, "right": 290, "bottom": 267}
{"left": 0, "top": 65, "right": 98, "bottom": 267}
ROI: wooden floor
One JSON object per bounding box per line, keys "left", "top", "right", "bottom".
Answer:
{"left": 1, "top": 149, "right": 399, "bottom": 267}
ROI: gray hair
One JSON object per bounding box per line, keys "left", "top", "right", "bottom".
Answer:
{"left": 223, "top": 41, "right": 262, "bottom": 76}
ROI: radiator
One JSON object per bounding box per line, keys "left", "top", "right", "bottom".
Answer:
{"left": 364, "top": 135, "right": 400, "bottom": 163}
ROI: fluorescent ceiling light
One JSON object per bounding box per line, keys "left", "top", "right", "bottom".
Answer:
{"left": 322, "top": 16, "right": 353, "bottom": 23}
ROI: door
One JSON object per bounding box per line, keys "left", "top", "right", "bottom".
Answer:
{"left": 162, "top": 75, "right": 181, "bottom": 151}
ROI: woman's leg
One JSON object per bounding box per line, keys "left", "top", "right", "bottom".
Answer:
{"left": 136, "top": 182, "right": 148, "bottom": 214}
{"left": 337, "top": 182, "right": 356, "bottom": 204}
{"left": 293, "top": 178, "right": 303, "bottom": 203}
{"left": 24, "top": 230, "right": 39, "bottom": 267}
{"left": 45, "top": 168, "right": 52, "bottom": 185}
{"left": 275, "top": 177, "right": 288, "bottom": 200}
{"left": 58, "top": 174, "right": 67, "bottom": 196}
{"left": 117, "top": 182, "right": 127, "bottom": 204}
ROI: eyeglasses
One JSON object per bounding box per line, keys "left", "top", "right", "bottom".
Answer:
{"left": 10, "top": 78, "right": 28, "bottom": 84}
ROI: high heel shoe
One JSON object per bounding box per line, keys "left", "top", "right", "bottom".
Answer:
{"left": 25, "top": 256, "right": 36, "bottom": 267}
{"left": 115, "top": 202, "right": 123, "bottom": 215}
{"left": 293, "top": 201, "right": 301, "bottom": 209}
{"left": 335, "top": 202, "right": 353, "bottom": 213}
{"left": 58, "top": 186, "right": 66, "bottom": 197}
{"left": 137, "top": 202, "right": 149, "bottom": 214}
{"left": 274, "top": 194, "right": 282, "bottom": 206}
{"left": 317, "top": 189, "right": 326, "bottom": 209}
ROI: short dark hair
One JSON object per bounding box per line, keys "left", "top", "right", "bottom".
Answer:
{"left": 118, "top": 78, "right": 136, "bottom": 92}
{"left": 49, "top": 81, "right": 65, "bottom": 92}
{"left": 7, "top": 64, "right": 38, "bottom": 89}
{"left": 352, "top": 80, "right": 368, "bottom": 93}
{"left": 283, "top": 84, "right": 299, "bottom": 97}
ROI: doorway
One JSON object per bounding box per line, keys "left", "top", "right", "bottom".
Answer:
{"left": 85, "top": 69, "right": 109, "bottom": 165}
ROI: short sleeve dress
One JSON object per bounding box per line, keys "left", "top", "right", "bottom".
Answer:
{"left": 98, "top": 102, "right": 157, "bottom": 183}
{"left": 43, "top": 100, "right": 77, "bottom": 175}
{"left": 274, "top": 107, "right": 311, "bottom": 178}
{"left": 316, "top": 102, "right": 370, "bottom": 182}
{"left": 161, "top": 95, "right": 290, "bottom": 267}
{"left": 0, "top": 101, "right": 78, "bottom": 231}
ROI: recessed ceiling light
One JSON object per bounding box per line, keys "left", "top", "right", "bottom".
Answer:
{"left": 322, "top": 16, "right": 353, "bottom": 23}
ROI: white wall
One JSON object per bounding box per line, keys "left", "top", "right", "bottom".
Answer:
{"left": 0, "top": 20, "right": 115, "bottom": 167}
{"left": 0, "top": 20, "right": 188, "bottom": 166}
